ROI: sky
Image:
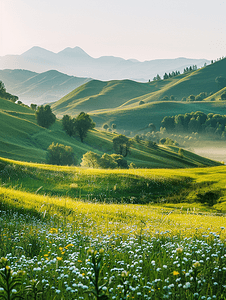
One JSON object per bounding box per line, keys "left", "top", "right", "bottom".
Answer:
{"left": 0, "top": 0, "right": 226, "bottom": 61}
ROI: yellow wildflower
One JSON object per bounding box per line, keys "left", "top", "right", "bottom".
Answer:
{"left": 173, "top": 271, "right": 179, "bottom": 276}
{"left": 65, "top": 243, "right": 74, "bottom": 249}
{"left": 57, "top": 257, "right": 63, "bottom": 261}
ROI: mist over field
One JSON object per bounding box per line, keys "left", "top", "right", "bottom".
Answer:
{"left": 192, "top": 145, "right": 226, "bottom": 163}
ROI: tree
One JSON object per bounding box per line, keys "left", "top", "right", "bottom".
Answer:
{"left": 30, "top": 104, "right": 37, "bottom": 111}
{"left": 187, "top": 95, "right": 195, "bottom": 101}
{"left": 46, "top": 142, "right": 75, "bottom": 165}
{"left": 178, "top": 148, "right": 184, "bottom": 157}
{"left": 110, "top": 154, "right": 128, "bottom": 168}
{"left": 0, "top": 81, "right": 6, "bottom": 96}
{"left": 62, "top": 115, "right": 75, "bottom": 137}
{"left": 81, "top": 151, "right": 101, "bottom": 168}
{"left": 0, "top": 81, "right": 18, "bottom": 102}
{"left": 99, "top": 153, "right": 118, "bottom": 169}
{"left": 153, "top": 74, "right": 161, "bottom": 81}
{"left": 161, "top": 116, "right": 175, "bottom": 132}
{"left": 102, "top": 123, "right": 109, "bottom": 130}
{"left": 80, "top": 152, "right": 128, "bottom": 169}
{"left": 35, "top": 105, "right": 56, "bottom": 128}
{"left": 163, "top": 73, "right": 169, "bottom": 80}
{"left": 113, "top": 134, "right": 131, "bottom": 157}
{"left": 133, "top": 134, "right": 141, "bottom": 143}
{"left": 74, "top": 112, "right": 95, "bottom": 142}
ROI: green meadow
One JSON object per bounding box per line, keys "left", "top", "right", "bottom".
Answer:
{"left": 51, "top": 58, "right": 226, "bottom": 131}
{"left": 0, "top": 96, "right": 220, "bottom": 168}
{"left": 1, "top": 59, "right": 226, "bottom": 299}
{"left": 0, "top": 156, "right": 226, "bottom": 299}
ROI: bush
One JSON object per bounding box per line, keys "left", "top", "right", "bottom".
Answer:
{"left": 35, "top": 105, "right": 56, "bottom": 128}
{"left": 102, "top": 123, "right": 109, "bottom": 130}
{"left": 81, "top": 152, "right": 128, "bottom": 169}
{"left": 46, "top": 143, "right": 75, "bottom": 166}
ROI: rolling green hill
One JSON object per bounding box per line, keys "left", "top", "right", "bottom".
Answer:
{"left": 51, "top": 59, "right": 226, "bottom": 130}
{"left": 0, "top": 97, "right": 221, "bottom": 168}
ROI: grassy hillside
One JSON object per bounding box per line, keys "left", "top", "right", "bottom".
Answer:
{"left": 0, "top": 158, "right": 225, "bottom": 299}
{"left": 91, "top": 100, "right": 226, "bottom": 131}
{"left": 0, "top": 156, "right": 225, "bottom": 209}
{"left": 51, "top": 58, "right": 226, "bottom": 130}
{"left": 51, "top": 79, "right": 164, "bottom": 117}
{"left": 0, "top": 97, "right": 221, "bottom": 168}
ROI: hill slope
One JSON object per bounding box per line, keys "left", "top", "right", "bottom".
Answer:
{"left": 52, "top": 58, "right": 226, "bottom": 130}
{"left": 0, "top": 97, "right": 220, "bottom": 168}
{"left": 0, "top": 69, "right": 91, "bottom": 105}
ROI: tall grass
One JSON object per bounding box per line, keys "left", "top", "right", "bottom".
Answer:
{"left": 0, "top": 187, "right": 225, "bottom": 299}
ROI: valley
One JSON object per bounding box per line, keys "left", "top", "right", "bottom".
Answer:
{"left": 0, "top": 53, "right": 226, "bottom": 300}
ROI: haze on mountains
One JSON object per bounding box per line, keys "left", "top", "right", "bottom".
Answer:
{"left": 0, "top": 69, "right": 91, "bottom": 105}
{"left": 0, "top": 46, "right": 209, "bottom": 82}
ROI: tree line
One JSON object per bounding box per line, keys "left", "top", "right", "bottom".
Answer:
{"left": 161, "top": 111, "right": 226, "bottom": 139}
{"left": 152, "top": 65, "right": 198, "bottom": 82}
{"left": 0, "top": 80, "right": 18, "bottom": 102}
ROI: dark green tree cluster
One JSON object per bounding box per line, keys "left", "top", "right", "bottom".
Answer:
{"left": 211, "top": 56, "right": 225, "bottom": 64}
{"left": 153, "top": 74, "right": 161, "bottom": 81}
{"left": 161, "top": 111, "right": 226, "bottom": 139}
{"left": 46, "top": 142, "right": 75, "bottom": 165}
{"left": 183, "top": 65, "right": 197, "bottom": 73}
{"left": 185, "top": 92, "right": 208, "bottom": 102}
{"left": 81, "top": 151, "right": 128, "bottom": 169}
{"left": 163, "top": 70, "right": 180, "bottom": 80}
{"left": 159, "top": 137, "right": 178, "bottom": 146}
{"left": 30, "top": 104, "right": 37, "bottom": 111}
{"left": 35, "top": 105, "right": 56, "bottom": 128}
{"left": 0, "top": 80, "right": 18, "bottom": 102}
{"left": 112, "top": 134, "right": 132, "bottom": 157}
{"left": 62, "top": 112, "right": 95, "bottom": 142}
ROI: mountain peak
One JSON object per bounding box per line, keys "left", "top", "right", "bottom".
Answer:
{"left": 58, "top": 46, "right": 91, "bottom": 57}
{"left": 21, "top": 46, "right": 55, "bottom": 57}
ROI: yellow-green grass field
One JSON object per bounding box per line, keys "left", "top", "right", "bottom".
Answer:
{"left": 0, "top": 157, "right": 226, "bottom": 299}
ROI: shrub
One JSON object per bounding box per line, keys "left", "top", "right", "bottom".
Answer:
{"left": 81, "top": 152, "right": 128, "bottom": 169}
{"left": 35, "top": 105, "right": 56, "bottom": 128}
{"left": 46, "top": 143, "right": 75, "bottom": 166}
{"left": 102, "top": 123, "right": 109, "bottom": 130}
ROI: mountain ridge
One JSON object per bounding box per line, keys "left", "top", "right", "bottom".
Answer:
{"left": 0, "top": 69, "right": 91, "bottom": 105}
{"left": 0, "top": 46, "right": 209, "bottom": 81}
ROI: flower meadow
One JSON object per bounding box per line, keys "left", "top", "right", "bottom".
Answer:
{"left": 0, "top": 189, "right": 226, "bottom": 300}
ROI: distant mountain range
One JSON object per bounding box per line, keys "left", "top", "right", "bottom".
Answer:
{"left": 0, "top": 69, "right": 91, "bottom": 105}
{"left": 0, "top": 46, "right": 209, "bottom": 81}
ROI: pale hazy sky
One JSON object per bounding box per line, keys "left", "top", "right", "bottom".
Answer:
{"left": 0, "top": 0, "right": 225, "bottom": 61}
